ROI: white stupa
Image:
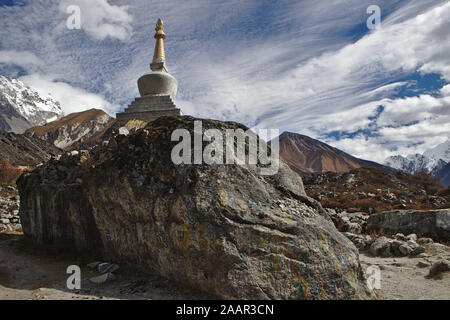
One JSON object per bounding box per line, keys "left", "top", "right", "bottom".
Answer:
{"left": 117, "top": 19, "right": 182, "bottom": 123}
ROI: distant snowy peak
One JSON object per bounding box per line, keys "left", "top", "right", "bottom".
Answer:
{"left": 385, "top": 146, "right": 449, "bottom": 176}
{"left": 0, "top": 75, "right": 64, "bottom": 133}
{"left": 385, "top": 154, "right": 441, "bottom": 175}
{"left": 424, "top": 140, "right": 450, "bottom": 163}
{"left": 0, "top": 76, "right": 62, "bottom": 116}
{"left": 385, "top": 154, "right": 426, "bottom": 174}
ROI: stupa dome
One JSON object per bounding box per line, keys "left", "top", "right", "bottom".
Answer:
{"left": 138, "top": 72, "right": 178, "bottom": 100}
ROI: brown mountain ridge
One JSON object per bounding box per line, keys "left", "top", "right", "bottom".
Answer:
{"left": 277, "top": 132, "right": 389, "bottom": 176}
{"left": 25, "top": 108, "right": 117, "bottom": 151}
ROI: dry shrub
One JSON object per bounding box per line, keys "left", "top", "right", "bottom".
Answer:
{"left": 322, "top": 199, "right": 345, "bottom": 210}
{"left": 0, "top": 158, "right": 23, "bottom": 185}
{"left": 405, "top": 170, "right": 442, "bottom": 195}
{"left": 437, "top": 187, "right": 450, "bottom": 197}
{"left": 306, "top": 167, "right": 450, "bottom": 213}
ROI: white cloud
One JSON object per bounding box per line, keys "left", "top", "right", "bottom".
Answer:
{"left": 327, "top": 136, "right": 394, "bottom": 164}
{"left": 19, "top": 74, "right": 119, "bottom": 116}
{"left": 440, "top": 84, "right": 450, "bottom": 96}
{"left": 170, "top": 0, "right": 450, "bottom": 162}
{"left": 0, "top": 50, "right": 43, "bottom": 68}
{"left": 59, "top": 0, "right": 133, "bottom": 41}
{"left": 164, "top": 1, "right": 450, "bottom": 135}
{"left": 325, "top": 84, "right": 450, "bottom": 163}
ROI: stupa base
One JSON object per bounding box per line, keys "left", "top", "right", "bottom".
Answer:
{"left": 116, "top": 94, "right": 183, "bottom": 124}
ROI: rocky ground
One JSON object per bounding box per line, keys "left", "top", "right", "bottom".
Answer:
{"left": 0, "top": 185, "right": 21, "bottom": 233}
{"left": 333, "top": 208, "right": 450, "bottom": 299}
{"left": 0, "top": 233, "right": 207, "bottom": 300}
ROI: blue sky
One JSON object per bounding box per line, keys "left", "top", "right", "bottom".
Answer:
{"left": 0, "top": 0, "right": 449, "bottom": 163}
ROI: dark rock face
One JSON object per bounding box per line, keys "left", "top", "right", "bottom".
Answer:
{"left": 367, "top": 210, "right": 450, "bottom": 242}
{"left": 0, "top": 130, "right": 62, "bottom": 166}
{"left": 0, "top": 95, "right": 29, "bottom": 133}
{"left": 18, "top": 116, "right": 370, "bottom": 300}
{"left": 436, "top": 161, "right": 450, "bottom": 187}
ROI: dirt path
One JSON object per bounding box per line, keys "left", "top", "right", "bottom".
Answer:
{"left": 360, "top": 243, "right": 450, "bottom": 300}
{"left": 0, "top": 233, "right": 208, "bottom": 300}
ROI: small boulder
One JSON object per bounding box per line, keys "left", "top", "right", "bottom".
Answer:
{"left": 427, "top": 260, "right": 450, "bottom": 278}
{"left": 347, "top": 222, "right": 362, "bottom": 234}
{"left": 398, "top": 244, "right": 413, "bottom": 256}
{"left": 406, "top": 234, "right": 418, "bottom": 242}
{"left": 89, "top": 272, "right": 116, "bottom": 284}
{"left": 417, "top": 238, "right": 433, "bottom": 245}
{"left": 394, "top": 233, "right": 407, "bottom": 241}
{"left": 119, "top": 127, "right": 130, "bottom": 136}
{"left": 407, "top": 240, "right": 419, "bottom": 249}
{"left": 344, "top": 233, "right": 372, "bottom": 250}
{"left": 411, "top": 246, "right": 426, "bottom": 256}
{"left": 98, "top": 263, "right": 119, "bottom": 274}
{"left": 370, "top": 237, "right": 391, "bottom": 257}
{"left": 13, "top": 224, "right": 22, "bottom": 233}
{"left": 390, "top": 240, "right": 404, "bottom": 251}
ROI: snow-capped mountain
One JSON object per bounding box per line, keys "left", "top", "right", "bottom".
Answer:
{"left": 384, "top": 140, "right": 450, "bottom": 182}
{"left": 0, "top": 75, "right": 64, "bottom": 133}
{"left": 385, "top": 154, "right": 446, "bottom": 175}
{"left": 424, "top": 140, "right": 450, "bottom": 163}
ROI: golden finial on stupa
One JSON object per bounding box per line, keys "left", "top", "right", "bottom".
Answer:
{"left": 154, "top": 19, "right": 166, "bottom": 39}
{"left": 151, "top": 18, "right": 167, "bottom": 71}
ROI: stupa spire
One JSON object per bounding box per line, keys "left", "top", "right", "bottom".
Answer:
{"left": 151, "top": 18, "right": 168, "bottom": 72}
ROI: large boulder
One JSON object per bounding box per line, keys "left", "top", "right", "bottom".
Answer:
{"left": 18, "top": 116, "right": 370, "bottom": 300}
{"left": 366, "top": 209, "right": 450, "bottom": 243}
